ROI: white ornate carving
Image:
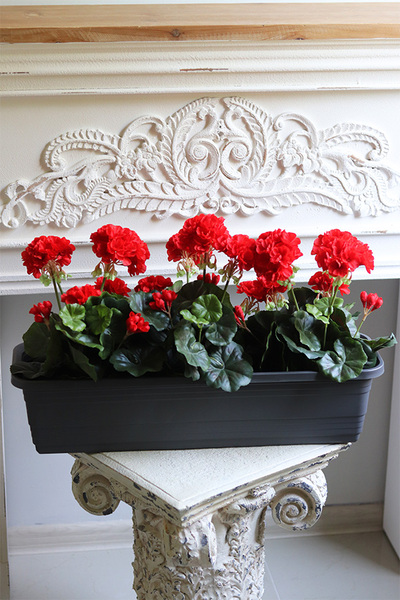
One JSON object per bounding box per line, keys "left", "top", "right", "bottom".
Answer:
{"left": 270, "top": 470, "right": 328, "bottom": 531}
{"left": 2, "top": 97, "right": 399, "bottom": 228}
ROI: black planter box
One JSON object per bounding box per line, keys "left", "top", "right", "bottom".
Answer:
{"left": 11, "top": 344, "right": 384, "bottom": 454}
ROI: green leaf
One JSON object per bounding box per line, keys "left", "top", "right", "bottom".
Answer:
{"left": 180, "top": 309, "right": 209, "bottom": 327}
{"left": 191, "top": 295, "right": 223, "bottom": 324}
{"left": 318, "top": 338, "right": 367, "bottom": 382}
{"left": 129, "top": 291, "right": 170, "bottom": 331}
{"left": 363, "top": 333, "right": 397, "bottom": 352}
{"left": 11, "top": 360, "right": 45, "bottom": 380}
{"left": 205, "top": 342, "right": 253, "bottom": 392}
{"left": 305, "top": 302, "right": 330, "bottom": 325}
{"left": 67, "top": 343, "right": 99, "bottom": 381}
{"left": 86, "top": 304, "right": 113, "bottom": 336}
{"left": 59, "top": 304, "right": 86, "bottom": 332}
{"left": 174, "top": 321, "right": 210, "bottom": 370}
{"left": 205, "top": 305, "right": 237, "bottom": 346}
{"left": 22, "top": 322, "right": 50, "bottom": 361}
{"left": 293, "top": 311, "right": 322, "bottom": 351}
{"left": 184, "top": 363, "right": 201, "bottom": 381}
{"left": 110, "top": 344, "right": 164, "bottom": 377}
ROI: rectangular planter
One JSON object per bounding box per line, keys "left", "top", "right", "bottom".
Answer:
{"left": 11, "top": 344, "right": 384, "bottom": 454}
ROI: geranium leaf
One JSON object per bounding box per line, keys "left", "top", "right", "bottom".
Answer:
{"left": 305, "top": 302, "right": 330, "bottom": 325}
{"left": 180, "top": 309, "right": 209, "bottom": 327}
{"left": 59, "top": 304, "right": 86, "bottom": 332}
{"left": 129, "top": 291, "right": 170, "bottom": 331}
{"left": 174, "top": 321, "right": 210, "bottom": 370}
{"left": 191, "top": 295, "right": 223, "bottom": 324}
{"left": 67, "top": 343, "right": 99, "bottom": 381}
{"left": 363, "top": 333, "right": 397, "bottom": 352}
{"left": 205, "top": 305, "right": 237, "bottom": 346}
{"left": 110, "top": 344, "right": 164, "bottom": 377}
{"left": 206, "top": 342, "right": 253, "bottom": 392}
{"left": 98, "top": 309, "right": 128, "bottom": 359}
{"left": 22, "top": 321, "right": 50, "bottom": 361}
{"left": 318, "top": 338, "right": 367, "bottom": 382}
{"left": 86, "top": 304, "right": 113, "bottom": 335}
{"left": 293, "top": 310, "right": 322, "bottom": 351}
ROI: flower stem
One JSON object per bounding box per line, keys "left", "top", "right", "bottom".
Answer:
{"left": 52, "top": 278, "right": 62, "bottom": 311}
{"left": 290, "top": 288, "right": 300, "bottom": 311}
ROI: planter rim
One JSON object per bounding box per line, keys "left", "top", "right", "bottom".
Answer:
{"left": 11, "top": 342, "right": 385, "bottom": 390}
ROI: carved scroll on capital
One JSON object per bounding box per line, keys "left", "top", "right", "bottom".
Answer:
{"left": 269, "top": 470, "right": 328, "bottom": 531}
{"left": 71, "top": 460, "right": 120, "bottom": 516}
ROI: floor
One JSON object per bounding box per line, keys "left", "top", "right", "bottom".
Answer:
{"left": 8, "top": 531, "right": 399, "bottom": 600}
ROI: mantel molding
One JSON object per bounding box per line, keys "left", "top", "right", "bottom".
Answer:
{"left": 1, "top": 39, "right": 400, "bottom": 97}
{"left": 1, "top": 3, "right": 399, "bottom": 44}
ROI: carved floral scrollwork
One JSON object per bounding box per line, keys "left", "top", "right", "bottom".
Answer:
{"left": 1, "top": 96, "right": 399, "bottom": 228}
{"left": 269, "top": 470, "right": 328, "bottom": 531}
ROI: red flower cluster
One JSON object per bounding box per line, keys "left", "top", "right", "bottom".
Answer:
{"left": 61, "top": 285, "right": 101, "bottom": 305}
{"left": 237, "top": 277, "right": 288, "bottom": 303}
{"left": 29, "top": 301, "right": 52, "bottom": 323}
{"left": 197, "top": 273, "right": 221, "bottom": 285}
{"left": 312, "top": 229, "right": 374, "bottom": 278}
{"left": 90, "top": 224, "right": 150, "bottom": 276}
{"left": 360, "top": 291, "right": 383, "bottom": 312}
{"left": 94, "top": 277, "right": 131, "bottom": 296}
{"left": 149, "top": 289, "right": 177, "bottom": 312}
{"left": 134, "top": 275, "right": 173, "bottom": 293}
{"left": 126, "top": 312, "right": 150, "bottom": 335}
{"left": 254, "top": 229, "right": 302, "bottom": 284}
{"left": 308, "top": 271, "right": 350, "bottom": 296}
{"left": 22, "top": 236, "right": 75, "bottom": 279}
{"left": 166, "top": 214, "right": 230, "bottom": 264}
{"left": 224, "top": 234, "right": 256, "bottom": 272}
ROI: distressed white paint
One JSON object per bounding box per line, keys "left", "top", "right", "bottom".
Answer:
{"left": 71, "top": 444, "right": 346, "bottom": 598}
{"left": 1, "top": 40, "right": 400, "bottom": 96}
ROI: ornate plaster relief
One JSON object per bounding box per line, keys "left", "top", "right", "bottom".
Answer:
{"left": 1, "top": 96, "right": 399, "bottom": 230}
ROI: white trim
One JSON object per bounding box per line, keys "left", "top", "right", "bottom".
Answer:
{"left": 7, "top": 503, "right": 383, "bottom": 555}
{"left": 1, "top": 40, "right": 400, "bottom": 96}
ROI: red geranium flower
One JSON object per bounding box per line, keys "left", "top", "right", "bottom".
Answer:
{"left": 234, "top": 305, "right": 246, "bottom": 326}
{"left": 149, "top": 289, "right": 177, "bottom": 312}
{"left": 308, "top": 271, "right": 350, "bottom": 296}
{"left": 360, "top": 291, "right": 383, "bottom": 312}
{"left": 197, "top": 273, "right": 221, "bottom": 285}
{"left": 22, "top": 236, "right": 75, "bottom": 279}
{"left": 90, "top": 224, "right": 150, "bottom": 276}
{"left": 126, "top": 312, "right": 150, "bottom": 335}
{"left": 166, "top": 214, "right": 230, "bottom": 263}
{"left": 134, "top": 275, "right": 173, "bottom": 293}
{"left": 224, "top": 234, "right": 256, "bottom": 272}
{"left": 29, "top": 301, "right": 52, "bottom": 323}
{"left": 254, "top": 230, "right": 302, "bottom": 282}
{"left": 95, "top": 277, "right": 131, "bottom": 296}
{"left": 61, "top": 285, "right": 101, "bottom": 305}
{"left": 311, "top": 229, "right": 374, "bottom": 278}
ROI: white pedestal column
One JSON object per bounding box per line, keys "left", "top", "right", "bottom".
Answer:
{"left": 71, "top": 444, "right": 348, "bottom": 599}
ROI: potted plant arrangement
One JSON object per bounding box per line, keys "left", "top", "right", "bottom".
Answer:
{"left": 11, "top": 216, "right": 396, "bottom": 453}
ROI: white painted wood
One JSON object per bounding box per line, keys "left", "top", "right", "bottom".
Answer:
{"left": 1, "top": 40, "right": 399, "bottom": 96}
{"left": 383, "top": 280, "right": 400, "bottom": 558}
{"left": 71, "top": 445, "right": 348, "bottom": 598}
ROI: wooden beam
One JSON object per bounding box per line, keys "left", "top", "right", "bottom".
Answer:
{"left": 1, "top": 3, "right": 399, "bottom": 44}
